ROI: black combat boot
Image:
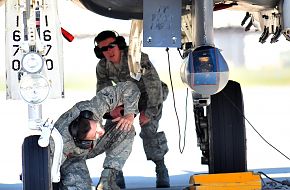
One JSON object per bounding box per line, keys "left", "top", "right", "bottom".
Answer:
{"left": 96, "top": 168, "right": 120, "bottom": 190}
{"left": 115, "top": 170, "right": 126, "bottom": 189}
{"left": 154, "top": 159, "right": 170, "bottom": 188}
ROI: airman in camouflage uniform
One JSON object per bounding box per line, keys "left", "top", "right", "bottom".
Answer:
{"left": 51, "top": 81, "right": 140, "bottom": 190}
{"left": 94, "top": 30, "right": 170, "bottom": 188}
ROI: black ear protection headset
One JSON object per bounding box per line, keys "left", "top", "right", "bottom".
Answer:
{"left": 94, "top": 30, "right": 127, "bottom": 59}
{"left": 69, "top": 110, "right": 96, "bottom": 149}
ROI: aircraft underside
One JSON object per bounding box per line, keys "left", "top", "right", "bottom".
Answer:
{"left": 75, "top": 0, "right": 280, "bottom": 20}
{"left": 2, "top": 0, "right": 290, "bottom": 189}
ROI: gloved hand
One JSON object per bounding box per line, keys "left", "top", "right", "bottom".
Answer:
{"left": 139, "top": 111, "right": 150, "bottom": 127}
{"left": 103, "top": 106, "right": 124, "bottom": 119}
{"left": 109, "top": 105, "right": 124, "bottom": 119}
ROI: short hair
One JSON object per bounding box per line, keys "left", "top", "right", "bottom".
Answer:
{"left": 94, "top": 30, "right": 117, "bottom": 44}
{"left": 69, "top": 116, "right": 91, "bottom": 141}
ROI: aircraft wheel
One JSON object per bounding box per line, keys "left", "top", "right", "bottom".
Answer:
{"left": 22, "top": 135, "right": 50, "bottom": 190}
{"left": 207, "top": 80, "right": 247, "bottom": 173}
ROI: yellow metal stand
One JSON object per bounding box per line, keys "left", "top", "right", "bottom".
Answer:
{"left": 189, "top": 171, "right": 262, "bottom": 190}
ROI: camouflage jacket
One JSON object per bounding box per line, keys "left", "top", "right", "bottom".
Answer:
{"left": 96, "top": 48, "right": 168, "bottom": 118}
{"left": 53, "top": 81, "right": 140, "bottom": 164}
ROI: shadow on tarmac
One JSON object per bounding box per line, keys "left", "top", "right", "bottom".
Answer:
{"left": 0, "top": 172, "right": 193, "bottom": 190}
{"left": 1, "top": 168, "right": 290, "bottom": 190}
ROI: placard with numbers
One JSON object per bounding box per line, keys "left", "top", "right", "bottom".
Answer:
{"left": 5, "top": 0, "right": 64, "bottom": 100}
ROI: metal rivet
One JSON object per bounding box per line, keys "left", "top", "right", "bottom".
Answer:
{"left": 147, "top": 36, "right": 152, "bottom": 43}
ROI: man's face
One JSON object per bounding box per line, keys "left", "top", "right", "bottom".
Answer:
{"left": 85, "top": 120, "right": 105, "bottom": 140}
{"left": 98, "top": 37, "right": 121, "bottom": 64}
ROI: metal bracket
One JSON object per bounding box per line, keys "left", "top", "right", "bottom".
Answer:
{"left": 143, "top": 0, "right": 181, "bottom": 47}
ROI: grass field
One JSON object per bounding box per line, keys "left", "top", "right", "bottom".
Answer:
{"left": 160, "top": 67, "right": 290, "bottom": 89}
{"left": 229, "top": 67, "right": 290, "bottom": 86}
{"left": 1, "top": 67, "right": 290, "bottom": 93}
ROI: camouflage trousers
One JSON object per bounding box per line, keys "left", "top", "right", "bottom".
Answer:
{"left": 139, "top": 104, "right": 169, "bottom": 161}
{"left": 57, "top": 125, "right": 135, "bottom": 190}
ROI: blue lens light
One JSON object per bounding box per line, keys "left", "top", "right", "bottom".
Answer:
{"left": 180, "top": 47, "right": 229, "bottom": 95}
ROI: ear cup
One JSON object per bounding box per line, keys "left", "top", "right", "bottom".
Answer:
{"left": 116, "top": 36, "right": 127, "bottom": 50}
{"left": 94, "top": 46, "right": 104, "bottom": 59}
{"left": 80, "top": 110, "right": 94, "bottom": 120}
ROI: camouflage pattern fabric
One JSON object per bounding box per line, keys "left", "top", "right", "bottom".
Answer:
{"left": 86, "top": 122, "right": 135, "bottom": 170}
{"left": 139, "top": 104, "right": 168, "bottom": 161}
{"left": 51, "top": 81, "right": 140, "bottom": 189}
{"left": 96, "top": 48, "right": 169, "bottom": 161}
{"left": 96, "top": 168, "right": 121, "bottom": 190}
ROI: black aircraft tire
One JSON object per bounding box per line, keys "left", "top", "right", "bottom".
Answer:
{"left": 207, "top": 80, "right": 247, "bottom": 174}
{"left": 22, "top": 135, "right": 50, "bottom": 190}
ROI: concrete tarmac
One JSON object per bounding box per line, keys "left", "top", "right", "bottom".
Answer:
{"left": 0, "top": 87, "right": 290, "bottom": 189}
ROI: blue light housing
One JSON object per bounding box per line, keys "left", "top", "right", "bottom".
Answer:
{"left": 180, "top": 46, "right": 229, "bottom": 95}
